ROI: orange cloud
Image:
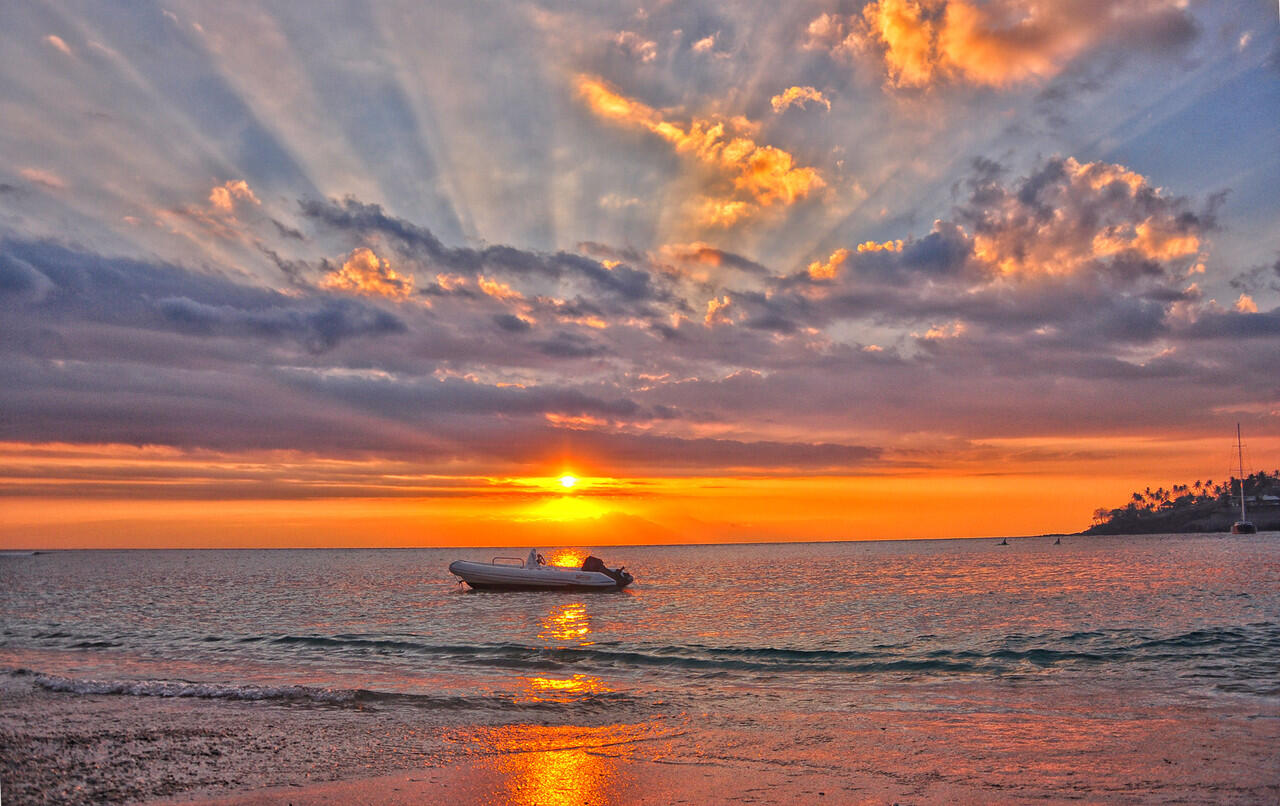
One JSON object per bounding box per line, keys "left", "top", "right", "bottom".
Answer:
{"left": 970, "top": 157, "right": 1203, "bottom": 277}
{"left": 770, "top": 86, "right": 830, "bottom": 113}
{"left": 807, "top": 248, "right": 851, "bottom": 280}
{"left": 577, "top": 76, "right": 823, "bottom": 226}
{"left": 820, "top": 0, "right": 1190, "bottom": 89}
{"left": 44, "top": 35, "right": 72, "bottom": 56}
{"left": 695, "top": 198, "right": 754, "bottom": 228}
{"left": 1092, "top": 219, "right": 1200, "bottom": 262}
{"left": 856, "top": 239, "right": 903, "bottom": 253}
{"left": 704, "top": 295, "right": 733, "bottom": 325}
{"left": 435, "top": 273, "right": 468, "bottom": 291}
{"left": 862, "top": 0, "right": 939, "bottom": 88}
{"left": 321, "top": 248, "right": 413, "bottom": 299}
{"left": 919, "top": 320, "right": 967, "bottom": 340}
{"left": 1234, "top": 294, "right": 1258, "bottom": 314}
{"left": 208, "top": 180, "right": 260, "bottom": 212}
{"left": 478, "top": 275, "right": 523, "bottom": 301}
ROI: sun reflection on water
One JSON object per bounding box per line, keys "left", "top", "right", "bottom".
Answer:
{"left": 525, "top": 672, "right": 611, "bottom": 700}
{"left": 539, "top": 602, "right": 592, "bottom": 644}
{"left": 485, "top": 724, "right": 647, "bottom": 806}
{"left": 519, "top": 601, "right": 611, "bottom": 703}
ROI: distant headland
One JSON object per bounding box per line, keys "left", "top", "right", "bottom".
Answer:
{"left": 1083, "top": 471, "right": 1280, "bottom": 534}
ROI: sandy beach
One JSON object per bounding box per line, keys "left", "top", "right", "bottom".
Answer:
{"left": 6, "top": 669, "right": 1278, "bottom": 805}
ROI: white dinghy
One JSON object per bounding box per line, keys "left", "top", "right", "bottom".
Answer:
{"left": 449, "top": 549, "right": 634, "bottom": 591}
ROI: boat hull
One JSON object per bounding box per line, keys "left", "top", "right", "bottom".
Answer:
{"left": 1231, "top": 521, "right": 1257, "bottom": 535}
{"left": 448, "top": 560, "right": 630, "bottom": 591}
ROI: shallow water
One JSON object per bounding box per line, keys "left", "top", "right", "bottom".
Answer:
{"left": 2, "top": 534, "right": 1278, "bottom": 803}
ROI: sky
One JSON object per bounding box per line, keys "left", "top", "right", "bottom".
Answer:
{"left": 2, "top": 1, "right": 1279, "bottom": 548}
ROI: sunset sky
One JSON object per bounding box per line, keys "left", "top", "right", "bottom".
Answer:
{"left": 2, "top": 1, "right": 1278, "bottom": 548}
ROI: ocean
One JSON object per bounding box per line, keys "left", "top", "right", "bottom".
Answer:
{"left": 2, "top": 535, "right": 1278, "bottom": 804}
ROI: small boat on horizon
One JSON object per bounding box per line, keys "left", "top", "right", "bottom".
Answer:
{"left": 449, "top": 549, "right": 634, "bottom": 591}
{"left": 1231, "top": 423, "right": 1257, "bottom": 535}
{"left": 998, "top": 538, "right": 1009, "bottom": 546}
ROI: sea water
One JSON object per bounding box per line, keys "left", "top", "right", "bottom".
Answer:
{"left": 2, "top": 535, "right": 1278, "bottom": 803}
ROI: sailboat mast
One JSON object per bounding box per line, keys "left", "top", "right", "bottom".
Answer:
{"left": 1236, "top": 422, "right": 1248, "bottom": 522}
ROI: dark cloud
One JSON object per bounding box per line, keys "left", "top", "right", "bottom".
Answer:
{"left": 2, "top": 239, "right": 405, "bottom": 354}
{"left": 271, "top": 218, "right": 306, "bottom": 240}
{"left": 1182, "top": 308, "right": 1280, "bottom": 339}
{"left": 899, "top": 221, "right": 972, "bottom": 275}
{"left": 533, "top": 331, "right": 609, "bottom": 358}
{"left": 0, "top": 252, "right": 56, "bottom": 302}
{"left": 156, "top": 296, "right": 405, "bottom": 352}
{"left": 300, "top": 196, "right": 668, "bottom": 304}
{"left": 493, "top": 313, "right": 531, "bottom": 332}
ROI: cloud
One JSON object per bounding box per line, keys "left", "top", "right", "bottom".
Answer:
{"left": 532, "top": 331, "right": 608, "bottom": 358}
{"left": 576, "top": 76, "right": 824, "bottom": 226}
{"left": 477, "top": 275, "right": 523, "bottom": 301}
{"left": 857, "top": 239, "right": 904, "bottom": 253}
{"left": 19, "top": 167, "right": 66, "bottom": 190}
{"left": 770, "top": 86, "right": 831, "bottom": 113}
{"left": 704, "top": 294, "right": 733, "bottom": 325}
{"left": 2, "top": 239, "right": 406, "bottom": 355}
{"left": 155, "top": 296, "right": 405, "bottom": 352}
{"left": 320, "top": 247, "right": 414, "bottom": 299}
{"left": 0, "top": 253, "right": 56, "bottom": 303}
{"left": 917, "top": 320, "right": 966, "bottom": 341}
{"left": 813, "top": 0, "right": 1198, "bottom": 90}
{"left": 807, "top": 248, "right": 850, "bottom": 280}
{"left": 299, "top": 196, "right": 668, "bottom": 306}
{"left": 1234, "top": 294, "right": 1258, "bottom": 314}
{"left": 758, "top": 153, "right": 1224, "bottom": 362}
{"left": 692, "top": 34, "right": 717, "bottom": 53}
{"left": 44, "top": 35, "right": 72, "bottom": 56}
{"left": 208, "top": 180, "right": 260, "bottom": 212}
{"left": 659, "top": 243, "right": 771, "bottom": 277}
{"left": 493, "top": 313, "right": 532, "bottom": 332}
{"left": 613, "top": 31, "right": 657, "bottom": 63}
{"left": 957, "top": 156, "right": 1212, "bottom": 278}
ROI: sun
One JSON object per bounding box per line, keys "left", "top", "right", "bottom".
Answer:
{"left": 558, "top": 474, "right": 578, "bottom": 490}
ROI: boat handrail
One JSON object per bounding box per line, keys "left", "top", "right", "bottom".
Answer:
{"left": 491, "top": 556, "right": 526, "bottom": 567}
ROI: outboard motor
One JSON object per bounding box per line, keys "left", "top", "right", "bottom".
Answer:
{"left": 581, "top": 556, "right": 634, "bottom": 588}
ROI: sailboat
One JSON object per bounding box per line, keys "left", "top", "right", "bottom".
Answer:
{"left": 1231, "top": 423, "right": 1257, "bottom": 535}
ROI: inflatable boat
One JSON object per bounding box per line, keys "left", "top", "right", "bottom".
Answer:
{"left": 448, "top": 550, "right": 633, "bottom": 591}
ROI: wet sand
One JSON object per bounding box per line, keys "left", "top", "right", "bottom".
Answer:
{"left": 147, "top": 756, "right": 924, "bottom": 806}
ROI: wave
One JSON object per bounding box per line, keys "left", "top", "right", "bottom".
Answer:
{"left": 11, "top": 669, "right": 632, "bottom": 711}
{"left": 259, "top": 623, "right": 1280, "bottom": 677}
{"left": 15, "top": 622, "right": 1278, "bottom": 681}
